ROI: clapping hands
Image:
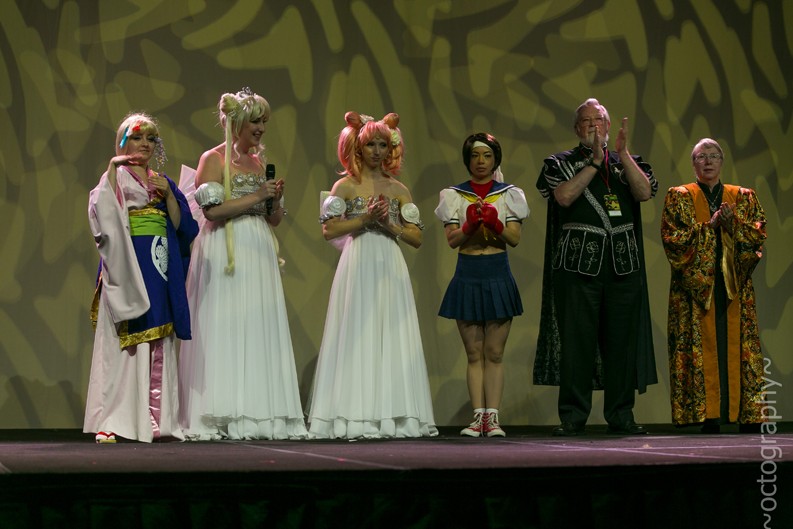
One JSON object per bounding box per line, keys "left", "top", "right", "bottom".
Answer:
{"left": 462, "top": 200, "right": 503, "bottom": 236}
{"left": 709, "top": 202, "right": 736, "bottom": 234}
{"left": 366, "top": 194, "right": 390, "bottom": 226}
{"left": 615, "top": 117, "right": 630, "bottom": 156}
{"left": 462, "top": 202, "right": 482, "bottom": 235}
{"left": 480, "top": 203, "right": 504, "bottom": 235}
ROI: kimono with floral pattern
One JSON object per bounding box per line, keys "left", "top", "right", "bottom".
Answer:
{"left": 661, "top": 183, "right": 767, "bottom": 425}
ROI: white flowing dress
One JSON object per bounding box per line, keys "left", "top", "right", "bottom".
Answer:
{"left": 178, "top": 171, "right": 307, "bottom": 440}
{"left": 307, "top": 196, "right": 438, "bottom": 439}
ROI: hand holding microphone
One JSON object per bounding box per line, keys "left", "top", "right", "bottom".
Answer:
{"left": 265, "top": 163, "right": 276, "bottom": 215}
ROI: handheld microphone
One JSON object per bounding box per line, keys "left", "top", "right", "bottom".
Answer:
{"left": 265, "top": 163, "right": 275, "bottom": 215}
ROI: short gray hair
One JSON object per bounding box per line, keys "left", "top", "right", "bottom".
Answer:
{"left": 691, "top": 138, "right": 723, "bottom": 161}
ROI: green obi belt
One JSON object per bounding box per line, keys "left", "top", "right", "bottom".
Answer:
{"left": 129, "top": 207, "right": 167, "bottom": 236}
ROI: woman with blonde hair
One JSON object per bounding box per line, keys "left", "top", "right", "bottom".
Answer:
{"left": 85, "top": 112, "right": 198, "bottom": 443}
{"left": 307, "top": 111, "right": 437, "bottom": 439}
{"left": 178, "top": 88, "right": 307, "bottom": 440}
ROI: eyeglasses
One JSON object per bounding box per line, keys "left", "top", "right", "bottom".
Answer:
{"left": 694, "top": 153, "right": 723, "bottom": 163}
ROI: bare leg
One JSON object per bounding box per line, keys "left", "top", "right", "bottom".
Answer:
{"left": 457, "top": 319, "right": 511, "bottom": 409}
{"left": 482, "top": 319, "right": 511, "bottom": 410}
{"left": 456, "top": 320, "right": 485, "bottom": 409}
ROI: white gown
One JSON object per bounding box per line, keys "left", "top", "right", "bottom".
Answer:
{"left": 178, "top": 172, "right": 307, "bottom": 440}
{"left": 307, "top": 196, "right": 438, "bottom": 439}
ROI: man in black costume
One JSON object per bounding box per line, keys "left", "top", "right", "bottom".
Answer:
{"left": 533, "top": 98, "right": 657, "bottom": 436}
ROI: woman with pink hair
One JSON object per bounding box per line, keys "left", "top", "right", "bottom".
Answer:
{"left": 307, "top": 111, "right": 437, "bottom": 439}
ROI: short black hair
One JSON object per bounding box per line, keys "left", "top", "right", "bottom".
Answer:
{"left": 462, "top": 132, "right": 502, "bottom": 174}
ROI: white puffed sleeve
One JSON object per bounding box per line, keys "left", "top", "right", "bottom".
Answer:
{"left": 319, "top": 195, "right": 346, "bottom": 223}
{"left": 434, "top": 188, "right": 464, "bottom": 225}
{"left": 503, "top": 186, "right": 530, "bottom": 222}
{"left": 195, "top": 181, "right": 225, "bottom": 208}
{"left": 400, "top": 202, "right": 424, "bottom": 229}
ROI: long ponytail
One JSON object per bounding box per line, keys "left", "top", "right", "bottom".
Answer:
{"left": 223, "top": 115, "right": 235, "bottom": 274}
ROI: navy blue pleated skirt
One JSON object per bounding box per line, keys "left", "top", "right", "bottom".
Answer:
{"left": 439, "top": 252, "right": 522, "bottom": 322}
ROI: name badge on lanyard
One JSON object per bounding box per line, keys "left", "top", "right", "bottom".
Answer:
{"left": 604, "top": 194, "right": 622, "bottom": 216}
{"left": 595, "top": 155, "right": 621, "bottom": 217}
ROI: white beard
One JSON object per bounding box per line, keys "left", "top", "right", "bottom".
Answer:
{"left": 581, "top": 131, "right": 609, "bottom": 149}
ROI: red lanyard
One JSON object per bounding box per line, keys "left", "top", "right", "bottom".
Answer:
{"left": 597, "top": 148, "right": 610, "bottom": 192}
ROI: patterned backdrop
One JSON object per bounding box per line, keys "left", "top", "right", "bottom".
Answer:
{"left": 1, "top": 0, "right": 790, "bottom": 428}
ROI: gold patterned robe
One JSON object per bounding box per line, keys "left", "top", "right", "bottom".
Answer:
{"left": 661, "top": 183, "right": 767, "bottom": 425}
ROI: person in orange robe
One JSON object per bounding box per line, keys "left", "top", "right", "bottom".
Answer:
{"left": 661, "top": 138, "right": 767, "bottom": 433}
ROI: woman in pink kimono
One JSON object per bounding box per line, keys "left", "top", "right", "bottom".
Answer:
{"left": 85, "top": 112, "right": 198, "bottom": 443}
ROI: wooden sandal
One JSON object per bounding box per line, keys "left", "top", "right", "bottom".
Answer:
{"left": 95, "top": 431, "right": 117, "bottom": 443}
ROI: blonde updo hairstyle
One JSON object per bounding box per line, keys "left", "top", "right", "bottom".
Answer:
{"left": 216, "top": 88, "right": 271, "bottom": 274}
{"left": 337, "top": 111, "right": 404, "bottom": 180}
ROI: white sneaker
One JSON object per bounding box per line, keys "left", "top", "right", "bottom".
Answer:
{"left": 460, "top": 412, "right": 484, "bottom": 437}
{"left": 483, "top": 412, "right": 506, "bottom": 437}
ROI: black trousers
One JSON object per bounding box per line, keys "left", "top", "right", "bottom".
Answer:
{"left": 714, "top": 265, "right": 730, "bottom": 421}
{"left": 554, "top": 266, "right": 642, "bottom": 427}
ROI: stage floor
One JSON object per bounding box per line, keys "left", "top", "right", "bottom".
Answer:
{"left": 2, "top": 424, "right": 792, "bottom": 474}
{"left": 2, "top": 425, "right": 792, "bottom": 528}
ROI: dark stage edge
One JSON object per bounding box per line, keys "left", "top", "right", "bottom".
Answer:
{"left": 1, "top": 425, "right": 792, "bottom": 529}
